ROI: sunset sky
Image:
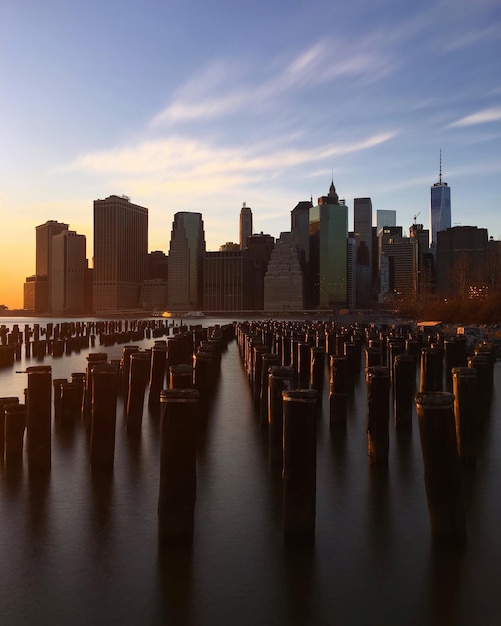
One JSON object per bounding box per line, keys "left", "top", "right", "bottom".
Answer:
{"left": 1, "top": 0, "right": 500, "bottom": 309}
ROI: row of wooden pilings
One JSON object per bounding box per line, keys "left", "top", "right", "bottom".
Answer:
{"left": 0, "top": 319, "right": 173, "bottom": 367}
{"left": 0, "top": 323, "right": 235, "bottom": 543}
{"left": 235, "top": 319, "right": 496, "bottom": 544}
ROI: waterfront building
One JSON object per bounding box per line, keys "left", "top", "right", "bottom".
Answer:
{"left": 148, "top": 251, "right": 168, "bottom": 281}
{"left": 239, "top": 203, "right": 253, "bottom": 250}
{"left": 34, "top": 220, "right": 69, "bottom": 312}
{"left": 93, "top": 195, "right": 148, "bottom": 313}
{"left": 167, "top": 212, "right": 206, "bottom": 310}
{"left": 263, "top": 232, "right": 303, "bottom": 311}
{"left": 23, "top": 275, "right": 48, "bottom": 314}
{"left": 50, "top": 230, "right": 87, "bottom": 315}
{"left": 309, "top": 181, "right": 348, "bottom": 309}
{"left": 204, "top": 250, "right": 255, "bottom": 311}
{"left": 436, "top": 226, "right": 488, "bottom": 296}
{"left": 430, "top": 153, "right": 451, "bottom": 248}
{"left": 139, "top": 279, "right": 168, "bottom": 312}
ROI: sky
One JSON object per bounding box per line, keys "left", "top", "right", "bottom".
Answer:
{"left": 1, "top": 0, "right": 500, "bottom": 309}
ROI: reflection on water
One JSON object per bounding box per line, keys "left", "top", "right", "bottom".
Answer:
{"left": 0, "top": 316, "right": 501, "bottom": 625}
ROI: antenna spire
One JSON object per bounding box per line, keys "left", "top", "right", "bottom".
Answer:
{"left": 439, "top": 149, "right": 442, "bottom": 184}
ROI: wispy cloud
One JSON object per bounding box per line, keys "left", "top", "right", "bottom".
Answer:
{"left": 151, "top": 38, "right": 396, "bottom": 126}
{"left": 63, "top": 132, "right": 398, "bottom": 183}
{"left": 448, "top": 107, "right": 501, "bottom": 128}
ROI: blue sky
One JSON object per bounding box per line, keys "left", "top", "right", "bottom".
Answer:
{"left": 1, "top": 0, "right": 500, "bottom": 307}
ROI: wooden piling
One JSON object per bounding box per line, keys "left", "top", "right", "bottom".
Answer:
{"left": 158, "top": 388, "right": 199, "bottom": 542}
{"left": 415, "top": 391, "right": 466, "bottom": 543}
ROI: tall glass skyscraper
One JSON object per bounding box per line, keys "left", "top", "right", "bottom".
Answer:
{"left": 309, "top": 181, "right": 348, "bottom": 308}
{"left": 430, "top": 153, "right": 451, "bottom": 247}
{"left": 167, "top": 212, "right": 206, "bottom": 310}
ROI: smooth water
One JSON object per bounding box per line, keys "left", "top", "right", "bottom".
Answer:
{"left": 0, "top": 317, "right": 501, "bottom": 626}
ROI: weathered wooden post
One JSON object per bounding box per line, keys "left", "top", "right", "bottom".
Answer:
{"left": 4, "top": 403, "right": 26, "bottom": 467}
{"left": 149, "top": 342, "right": 167, "bottom": 406}
{"left": 268, "top": 366, "right": 293, "bottom": 467}
{"left": 329, "top": 356, "right": 349, "bottom": 429}
{"left": 393, "top": 354, "right": 415, "bottom": 428}
{"left": 420, "top": 347, "right": 443, "bottom": 392}
{"left": 415, "top": 391, "right": 466, "bottom": 542}
{"left": 26, "top": 365, "right": 52, "bottom": 470}
{"left": 126, "top": 352, "right": 151, "bottom": 430}
{"left": 0, "top": 397, "right": 20, "bottom": 462}
{"left": 297, "top": 341, "right": 311, "bottom": 389}
{"left": 158, "top": 388, "right": 199, "bottom": 543}
{"left": 282, "top": 389, "right": 317, "bottom": 542}
{"left": 90, "top": 363, "right": 119, "bottom": 470}
{"left": 366, "top": 366, "right": 390, "bottom": 465}
{"left": 310, "top": 346, "right": 326, "bottom": 401}
{"left": 169, "top": 364, "right": 194, "bottom": 389}
{"left": 260, "top": 353, "right": 280, "bottom": 425}
{"left": 452, "top": 367, "right": 477, "bottom": 463}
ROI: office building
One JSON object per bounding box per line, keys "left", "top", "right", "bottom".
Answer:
{"left": 309, "top": 181, "right": 348, "bottom": 308}
{"left": 239, "top": 203, "right": 253, "bottom": 250}
{"left": 51, "top": 230, "right": 87, "bottom": 315}
{"left": 430, "top": 153, "right": 451, "bottom": 247}
{"left": 263, "top": 232, "right": 303, "bottom": 311}
{"left": 436, "top": 226, "right": 488, "bottom": 296}
{"left": 376, "top": 210, "right": 396, "bottom": 233}
{"left": 23, "top": 275, "right": 48, "bottom": 314}
{"left": 93, "top": 195, "right": 148, "bottom": 313}
{"left": 247, "top": 232, "right": 275, "bottom": 310}
{"left": 167, "top": 212, "right": 206, "bottom": 310}
{"left": 35, "top": 220, "right": 69, "bottom": 312}
{"left": 204, "top": 250, "right": 255, "bottom": 311}
{"left": 291, "top": 200, "right": 312, "bottom": 270}
{"left": 354, "top": 198, "right": 373, "bottom": 265}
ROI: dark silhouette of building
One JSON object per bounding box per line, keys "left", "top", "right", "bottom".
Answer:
{"left": 239, "top": 203, "right": 253, "bottom": 250}
{"left": 204, "top": 250, "right": 255, "bottom": 311}
{"left": 93, "top": 195, "right": 148, "bottom": 313}
{"left": 436, "top": 226, "right": 488, "bottom": 296}
{"left": 167, "top": 212, "right": 206, "bottom": 310}
{"left": 246, "top": 232, "right": 275, "bottom": 310}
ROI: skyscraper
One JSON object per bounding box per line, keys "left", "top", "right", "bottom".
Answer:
{"left": 167, "top": 212, "right": 206, "bottom": 310}
{"left": 51, "top": 230, "right": 87, "bottom": 314}
{"left": 239, "top": 203, "right": 253, "bottom": 250}
{"left": 376, "top": 209, "right": 396, "bottom": 233}
{"left": 93, "top": 195, "right": 148, "bottom": 313}
{"left": 430, "top": 151, "right": 451, "bottom": 247}
{"left": 35, "top": 220, "right": 69, "bottom": 312}
{"left": 354, "top": 198, "right": 373, "bottom": 263}
{"left": 309, "top": 181, "right": 348, "bottom": 308}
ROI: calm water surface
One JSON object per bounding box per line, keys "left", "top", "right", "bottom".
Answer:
{"left": 0, "top": 317, "right": 500, "bottom": 625}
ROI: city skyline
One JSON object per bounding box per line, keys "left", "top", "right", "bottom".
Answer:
{"left": 1, "top": 0, "right": 501, "bottom": 308}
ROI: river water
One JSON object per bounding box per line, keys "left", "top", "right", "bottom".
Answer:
{"left": 0, "top": 316, "right": 500, "bottom": 626}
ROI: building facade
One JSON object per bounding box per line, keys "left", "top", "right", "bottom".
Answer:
{"left": 167, "top": 212, "right": 206, "bottom": 310}
{"left": 263, "top": 232, "right": 303, "bottom": 311}
{"left": 34, "top": 220, "right": 69, "bottom": 312}
{"left": 309, "top": 182, "right": 348, "bottom": 308}
{"left": 436, "top": 226, "right": 488, "bottom": 296}
{"left": 239, "top": 203, "right": 253, "bottom": 250}
{"left": 430, "top": 155, "right": 451, "bottom": 248}
{"left": 204, "top": 250, "right": 255, "bottom": 311}
{"left": 93, "top": 195, "right": 148, "bottom": 313}
{"left": 51, "top": 230, "right": 87, "bottom": 315}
